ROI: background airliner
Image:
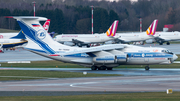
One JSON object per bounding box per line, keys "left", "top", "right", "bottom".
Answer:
{"left": 114, "top": 19, "right": 158, "bottom": 44}
{"left": 0, "top": 19, "right": 50, "bottom": 51}
{"left": 146, "top": 31, "right": 180, "bottom": 45}
{"left": 14, "top": 16, "right": 178, "bottom": 71}
{"left": 54, "top": 20, "right": 119, "bottom": 47}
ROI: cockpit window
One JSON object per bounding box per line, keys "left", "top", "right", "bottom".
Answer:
{"left": 162, "top": 50, "right": 173, "bottom": 54}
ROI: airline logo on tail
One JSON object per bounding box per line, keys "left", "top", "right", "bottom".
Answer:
{"left": 106, "top": 20, "right": 119, "bottom": 37}
{"left": 146, "top": 19, "right": 158, "bottom": 35}
{"left": 43, "top": 19, "right": 50, "bottom": 32}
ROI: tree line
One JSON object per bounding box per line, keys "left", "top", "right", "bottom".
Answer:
{"left": 1, "top": 0, "right": 180, "bottom": 33}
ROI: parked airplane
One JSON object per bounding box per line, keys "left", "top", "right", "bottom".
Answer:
{"left": 13, "top": 16, "right": 178, "bottom": 70}
{"left": 114, "top": 20, "right": 158, "bottom": 44}
{"left": 54, "top": 20, "right": 119, "bottom": 47}
{"left": 0, "top": 30, "right": 27, "bottom": 49}
{"left": 0, "top": 19, "right": 50, "bottom": 51}
{"left": 146, "top": 31, "right": 180, "bottom": 45}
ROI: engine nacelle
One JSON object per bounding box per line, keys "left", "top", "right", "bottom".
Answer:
{"left": 93, "top": 56, "right": 115, "bottom": 64}
{"left": 146, "top": 39, "right": 155, "bottom": 44}
{"left": 115, "top": 54, "right": 127, "bottom": 63}
{"left": 108, "top": 50, "right": 127, "bottom": 63}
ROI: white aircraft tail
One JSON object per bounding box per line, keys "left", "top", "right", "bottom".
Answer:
{"left": 43, "top": 19, "right": 50, "bottom": 32}
{"left": 146, "top": 19, "right": 158, "bottom": 36}
{"left": 106, "top": 20, "right": 119, "bottom": 37}
{"left": 13, "top": 16, "right": 60, "bottom": 54}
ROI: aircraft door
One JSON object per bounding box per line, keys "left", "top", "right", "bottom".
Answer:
{"left": 144, "top": 58, "right": 149, "bottom": 62}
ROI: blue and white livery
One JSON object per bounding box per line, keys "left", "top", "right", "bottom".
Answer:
{"left": 13, "top": 16, "right": 178, "bottom": 70}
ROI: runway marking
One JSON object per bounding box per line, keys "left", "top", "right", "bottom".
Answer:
{"left": 68, "top": 76, "right": 180, "bottom": 90}
{"left": 70, "top": 82, "right": 98, "bottom": 87}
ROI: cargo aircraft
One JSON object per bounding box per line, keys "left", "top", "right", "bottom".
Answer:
{"left": 54, "top": 20, "right": 119, "bottom": 47}
{"left": 13, "top": 16, "right": 178, "bottom": 70}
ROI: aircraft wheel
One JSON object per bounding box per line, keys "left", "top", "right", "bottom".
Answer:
{"left": 78, "top": 43, "right": 82, "bottom": 47}
{"left": 91, "top": 66, "right": 98, "bottom": 70}
{"left": 145, "top": 66, "right": 150, "bottom": 71}
{"left": 87, "top": 44, "right": 90, "bottom": 48}
{"left": 167, "top": 42, "right": 170, "bottom": 45}
{"left": 98, "top": 66, "right": 107, "bottom": 70}
{"left": 107, "top": 67, "right": 113, "bottom": 70}
{"left": 159, "top": 43, "right": 163, "bottom": 45}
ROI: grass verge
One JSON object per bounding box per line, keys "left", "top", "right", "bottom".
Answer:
{"left": 0, "top": 92, "right": 180, "bottom": 101}
{"left": 0, "top": 70, "right": 122, "bottom": 81}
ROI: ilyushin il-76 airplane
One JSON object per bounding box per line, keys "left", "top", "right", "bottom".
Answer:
{"left": 13, "top": 16, "right": 178, "bottom": 70}
{"left": 54, "top": 20, "right": 119, "bottom": 47}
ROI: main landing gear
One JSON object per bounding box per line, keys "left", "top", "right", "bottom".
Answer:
{"left": 91, "top": 66, "right": 113, "bottom": 70}
{"left": 167, "top": 42, "right": 170, "bottom": 45}
{"left": 145, "top": 65, "right": 150, "bottom": 71}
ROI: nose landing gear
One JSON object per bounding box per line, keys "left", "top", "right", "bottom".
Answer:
{"left": 145, "top": 65, "right": 150, "bottom": 70}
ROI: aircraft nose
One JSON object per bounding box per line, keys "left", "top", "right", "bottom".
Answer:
{"left": 173, "top": 54, "right": 178, "bottom": 61}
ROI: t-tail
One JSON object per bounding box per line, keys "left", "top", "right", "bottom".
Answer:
{"left": 106, "top": 20, "right": 119, "bottom": 37}
{"left": 13, "top": 16, "right": 57, "bottom": 54}
{"left": 146, "top": 19, "right": 158, "bottom": 36}
{"left": 43, "top": 19, "right": 50, "bottom": 32}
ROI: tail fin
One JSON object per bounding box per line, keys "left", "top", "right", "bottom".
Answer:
{"left": 43, "top": 19, "right": 50, "bottom": 32}
{"left": 10, "top": 30, "right": 26, "bottom": 39}
{"left": 106, "top": 20, "right": 119, "bottom": 37}
{"left": 146, "top": 19, "right": 158, "bottom": 35}
{"left": 13, "top": 16, "right": 56, "bottom": 54}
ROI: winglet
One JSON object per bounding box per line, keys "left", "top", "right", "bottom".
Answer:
{"left": 43, "top": 19, "right": 50, "bottom": 32}
{"left": 146, "top": 19, "right": 158, "bottom": 35}
{"left": 106, "top": 20, "right": 119, "bottom": 37}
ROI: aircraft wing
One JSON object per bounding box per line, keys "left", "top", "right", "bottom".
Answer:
{"left": 60, "top": 44, "right": 125, "bottom": 56}
{"left": 154, "top": 37, "right": 171, "bottom": 41}
{"left": 72, "top": 39, "right": 90, "bottom": 44}
{"left": 115, "top": 38, "right": 132, "bottom": 43}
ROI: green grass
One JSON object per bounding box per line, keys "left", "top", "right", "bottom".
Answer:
{"left": 0, "top": 60, "right": 84, "bottom": 68}
{"left": 0, "top": 70, "right": 122, "bottom": 81}
{"left": 0, "top": 92, "right": 180, "bottom": 101}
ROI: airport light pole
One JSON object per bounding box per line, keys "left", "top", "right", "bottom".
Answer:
{"left": 90, "top": 5, "right": 94, "bottom": 34}
{"left": 32, "top": 1, "right": 36, "bottom": 17}
{"left": 140, "top": 18, "right": 142, "bottom": 32}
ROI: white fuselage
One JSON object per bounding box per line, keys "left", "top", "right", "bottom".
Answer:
{"left": 54, "top": 33, "right": 115, "bottom": 44}
{"left": 116, "top": 32, "right": 153, "bottom": 42}
{"left": 155, "top": 31, "right": 180, "bottom": 41}
{"left": 0, "top": 33, "right": 19, "bottom": 39}
{"left": 31, "top": 44, "right": 177, "bottom": 68}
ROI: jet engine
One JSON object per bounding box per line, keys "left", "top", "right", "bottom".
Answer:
{"left": 92, "top": 51, "right": 115, "bottom": 64}
{"left": 108, "top": 50, "right": 127, "bottom": 63}
{"left": 146, "top": 39, "right": 156, "bottom": 44}
{"left": 93, "top": 55, "right": 115, "bottom": 64}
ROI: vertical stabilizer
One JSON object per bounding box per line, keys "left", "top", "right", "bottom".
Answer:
{"left": 13, "top": 16, "right": 56, "bottom": 54}
{"left": 43, "top": 19, "right": 50, "bottom": 32}
{"left": 106, "top": 20, "right": 119, "bottom": 37}
{"left": 146, "top": 19, "right": 158, "bottom": 35}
